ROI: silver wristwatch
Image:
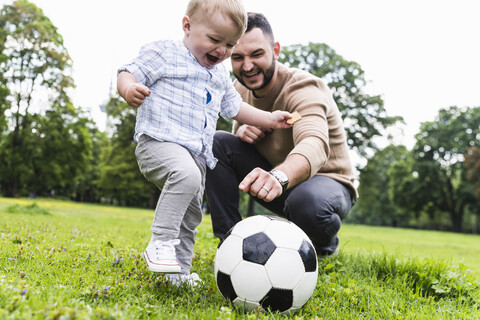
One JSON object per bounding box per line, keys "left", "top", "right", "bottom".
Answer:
{"left": 269, "top": 169, "right": 289, "bottom": 192}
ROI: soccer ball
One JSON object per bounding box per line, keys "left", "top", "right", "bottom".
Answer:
{"left": 214, "top": 215, "right": 318, "bottom": 314}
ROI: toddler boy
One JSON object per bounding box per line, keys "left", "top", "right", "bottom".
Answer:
{"left": 117, "top": 0, "right": 292, "bottom": 286}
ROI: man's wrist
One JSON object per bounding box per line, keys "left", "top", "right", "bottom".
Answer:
{"left": 269, "top": 169, "right": 289, "bottom": 192}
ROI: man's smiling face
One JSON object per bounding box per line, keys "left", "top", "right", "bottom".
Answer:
{"left": 230, "top": 27, "right": 280, "bottom": 95}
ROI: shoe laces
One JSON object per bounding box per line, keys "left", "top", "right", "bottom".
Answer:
{"left": 153, "top": 239, "right": 180, "bottom": 259}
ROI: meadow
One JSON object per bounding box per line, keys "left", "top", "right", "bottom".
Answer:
{"left": 1, "top": 197, "right": 479, "bottom": 319}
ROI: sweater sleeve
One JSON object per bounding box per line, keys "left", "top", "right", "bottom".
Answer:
{"left": 282, "top": 77, "right": 335, "bottom": 178}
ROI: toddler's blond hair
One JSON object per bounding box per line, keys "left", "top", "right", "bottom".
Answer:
{"left": 186, "top": 0, "right": 247, "bottom": 34}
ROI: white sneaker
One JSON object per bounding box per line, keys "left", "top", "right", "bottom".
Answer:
{"left": 142, "top": 239, "right": 181, "bottom": 273}
{"left": 166, "top": 272, "right": 202, "bottom": 287}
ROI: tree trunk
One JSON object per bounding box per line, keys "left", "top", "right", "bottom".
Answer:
{"left": 450, "top": 206, "right": 464, "bottom": 233}
{"left": 446, "top": 177, "right": 463, "bottom": 232}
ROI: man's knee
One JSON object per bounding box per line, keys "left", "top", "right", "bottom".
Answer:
{"left": 286, "top": 186, "right": 343, "bottom": 246}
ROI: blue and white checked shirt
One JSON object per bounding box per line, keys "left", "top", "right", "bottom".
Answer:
{"left": 119, "top": 40, "right": 242, "bottom": 169}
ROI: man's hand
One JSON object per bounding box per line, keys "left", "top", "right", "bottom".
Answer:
{"left": 239, "top": 168, "right": 282, "bottom": 202}
{"left": 238, "top": 154, "right": 311, "bottom": 202}
{"left": 236, "top": 125, "right": 272, "bottom": 144}
{"left": 124, "top": 83, "right": 151, "bottom": 108}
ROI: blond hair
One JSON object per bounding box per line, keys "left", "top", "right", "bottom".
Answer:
{"left": 185, "top": 0, "right": 247, "bottom": 33}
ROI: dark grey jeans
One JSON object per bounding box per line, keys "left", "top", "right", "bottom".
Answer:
{"left": 205, "top": 131, "right": 355, "bottom": 255}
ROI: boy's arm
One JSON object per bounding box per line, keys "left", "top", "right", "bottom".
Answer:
{"left": 233, "top": 102, "right": 292, "bottom": 129}
{"left": 117, "top": 71, "right": 151, "bottom": 108}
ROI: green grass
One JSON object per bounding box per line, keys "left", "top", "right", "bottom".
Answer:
{"left": 1, "top": 197, "right": 479, "bottom": 319}
{"left": 338, "top": 224, "right": 480, "bottom": 278}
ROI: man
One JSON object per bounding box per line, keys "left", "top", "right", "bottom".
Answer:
{"left": 205, "top": 12, "right": 357, "bottom": 256}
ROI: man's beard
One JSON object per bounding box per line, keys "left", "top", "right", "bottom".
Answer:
{"left": 235, "top": 57, "right": 276, "bottom": 92}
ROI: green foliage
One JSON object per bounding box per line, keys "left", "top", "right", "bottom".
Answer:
{"left": 353, "top": 106, "right": 480, "bottom": 232}
{"left": 216, "top": 115, "right": 233, "bottom": 132}
{"left": 1, "top": 198, "right": 479, "bottom": 319}
{"left": 31, "top": 105, "right": 94, "bottom": 196}
{"left": 0, "top": 84, "right": 8, "bottom": 137}
{"left": 0, "top": 0, "right": 73, "bottom": 107}
{"left": 408, "top": 106, "right": 480, "bottom": 232}
{"left": 279, "top": 42, "right": 403, "bottom": 157}
{"left": 0, "top": 104, "right": 95, "bottom": 197}
{"left": 74, "top": 127, "right": 109, "bottom": 202}
{"left": 0, "top": 0, "right": 86, "bottom": 198}
{"left": 348, "top": 144, "right": 410, "bottom": 227}
{"left": 97, "top": 95, "right": 156, "bottom": 207}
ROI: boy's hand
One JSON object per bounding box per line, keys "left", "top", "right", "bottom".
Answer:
{"left": 125, "top": 83, "right": 151, "bottom": 108}
{"left": 271, "top": 111, "right": 293, "bottom": 129}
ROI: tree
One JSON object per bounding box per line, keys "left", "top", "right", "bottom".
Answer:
{"left": 408, "top": 106, "right": 480, "bottom": 232}
{"left": 0, "top": 0, "right": 75, "bottom": 196}
{"left": 279, "top": 43, "right": 403, "bottom": 157}
{"left": 97, "top": 95, "right": 156, "bottom": 207}
{"left": 348, "top": 144, "right": 411, "bottom": 227}
{"left": 73, "top": 126, "right": 108, "bottom": 203}
{"left": 26, "top": 105, "right": 93, "bottom": 197}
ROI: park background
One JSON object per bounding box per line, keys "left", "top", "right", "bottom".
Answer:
{"left": 1, "top": 1, "right": 480, "bottom": 318}
{"left": 1, "top": 0, "right": 479, "bottom": 233}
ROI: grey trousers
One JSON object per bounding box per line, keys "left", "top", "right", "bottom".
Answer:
{"left": 135, "top": 135, "right": 206, "bottom": 274}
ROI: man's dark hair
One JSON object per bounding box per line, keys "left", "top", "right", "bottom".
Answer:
{"left": 246, "top": 12, "right": 274, "bottom": 44}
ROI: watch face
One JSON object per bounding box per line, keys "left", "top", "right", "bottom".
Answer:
{"left": 271, "top": 170, "right": 289, "bottom": 186}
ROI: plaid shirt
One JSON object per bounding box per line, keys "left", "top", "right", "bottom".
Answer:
{"left": 119, "top": 40, "right": 242, "bottom": 169}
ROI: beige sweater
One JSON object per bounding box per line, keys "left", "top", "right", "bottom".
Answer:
{"left": 233, "top": 63, "right": 357, "bottom": 199}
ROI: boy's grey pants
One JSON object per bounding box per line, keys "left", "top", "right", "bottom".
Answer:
{"left": 135, "top": 135, "right": 206, "bottom": 274}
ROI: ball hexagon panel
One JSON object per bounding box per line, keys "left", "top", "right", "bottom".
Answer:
{"left": 263, "top": 219, "right": 307, "bottom": 249}
{"left": 230, "top": 215, "right": 271, "bottom": 238}
{"left": 216, "top": 271, "right": 237, "bottom": 301}
{"left": 265, "top": 248, "right": 305, "bottom": 289}
{"left": 214, "top": 234, "right": 244, "bottom": 275}
{"left": 292, "top": 271, "right": 318, "bottom": 308}
{"left": 231, "top": 260, "right": 272, "bottom": 302}
{"left": 261, "top": 288, "right": 294, "bottom": 313}
{"left": 298, "top": 239, "right": 317, "bottom": 272}
{"left": 242, "top": 232, "right": 276, "bottom": 265}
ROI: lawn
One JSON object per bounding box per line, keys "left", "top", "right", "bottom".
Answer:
{"left": 1, "top": 197, "right": 479, "bottom": 319}
{"left": 338, "top": 224, "right": 480, "bottom": 278}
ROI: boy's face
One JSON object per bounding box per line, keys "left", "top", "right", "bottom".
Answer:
{"left": 182, "top": 11, "right": 242, "bottom": 69}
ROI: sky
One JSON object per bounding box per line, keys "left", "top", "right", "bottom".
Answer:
{"left": 4, "top": 0, "right": 480, "bottom": 150}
